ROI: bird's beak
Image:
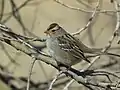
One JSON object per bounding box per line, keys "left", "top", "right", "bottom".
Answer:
{"left": 44, "top": 30, "right": 49, "bottom": 35}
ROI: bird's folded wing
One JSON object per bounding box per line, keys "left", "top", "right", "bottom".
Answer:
{"left": 57, "top": 34, "right": 90, "bottom": 63}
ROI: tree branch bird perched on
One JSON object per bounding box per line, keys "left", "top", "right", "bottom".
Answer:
{"left": 44, "top": 23, "right": 120, "bottom": 67}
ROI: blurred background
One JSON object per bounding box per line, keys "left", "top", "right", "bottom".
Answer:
{"left": 0, "top": 0, "right": 120, "bottom": 90}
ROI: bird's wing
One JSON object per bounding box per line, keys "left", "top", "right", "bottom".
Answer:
{"left": 57, "top": 34, "right": 90, "bottom": 63}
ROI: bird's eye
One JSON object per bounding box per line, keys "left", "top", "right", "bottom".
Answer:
{"left": 51, "top": 29, "right": 56, "bottom": 32}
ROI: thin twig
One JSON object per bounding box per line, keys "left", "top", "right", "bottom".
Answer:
{"left": 53, "top": 0, "right": 119, "bottom": 14}
{"left": 63, "top": 79, "right": 74, "bottom": 90}
{"left": 0, "top": 0, "right": 5, "bottom": 21}
{"left": 72, "top": 0, "right": 100, "bottom": 36}
{"left": 48, "top": 71, "right": 63, "bottom": 90}
{"left": 26, "top": 57, "right": 37, "bottom": 90}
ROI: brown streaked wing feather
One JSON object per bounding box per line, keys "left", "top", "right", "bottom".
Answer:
{"left": 57, "top": 34, "right": 90, "bottom": 63}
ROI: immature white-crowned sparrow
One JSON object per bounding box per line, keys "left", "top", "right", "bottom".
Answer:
{"left": 44, "top": 23, "right": 91, "bottom": 67}
{"left": 44, "top": 23, "right": 120, "bottom": 67}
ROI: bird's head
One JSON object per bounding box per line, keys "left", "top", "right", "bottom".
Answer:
{"left": 44, "top": 23, "right": 66, "bottom": 37}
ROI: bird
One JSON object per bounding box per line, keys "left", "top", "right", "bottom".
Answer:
{"left": 44, "top": 23, "right": 91, "bottom": 67}
{"left": 44, "top": 23, "right": 120, "bottom": 67}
